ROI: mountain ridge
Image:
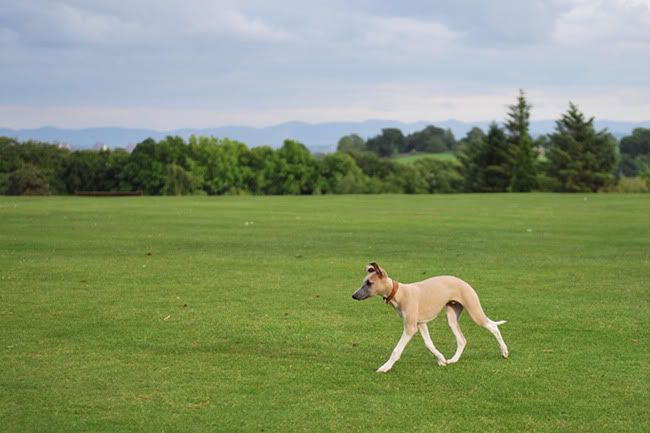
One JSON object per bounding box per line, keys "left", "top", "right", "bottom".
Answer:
{"left": 2, "top": 119, "right": 649, "bottom": 152}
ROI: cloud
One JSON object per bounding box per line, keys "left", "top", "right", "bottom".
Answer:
{"left": 216, "top": 10, "right": 293, "bottom": 41}
{"left": 0, "top": 0, "right": 649, "bottom": 128}
{"left": 365, "top": 0, "right": 565, "bottom": 46}
{"left": 0, "top": 1, "right": 153, "bottom": 48}
{"left": 0, "top": 0, "right": 294, "bottom": 48}
{"left": 553, "top": 0, "right": 650, "bottom": 46}
{"left": 0, "top": 27, "right": 18, "bottom": 46}
{"left": 53, "top": 3, "right": 149, "bottom": 46}
{"left": 177, "top": 2, "right": 295, "bottom": 43}
{"left": 362, "top": 16, "right": 457, "bottom": 48}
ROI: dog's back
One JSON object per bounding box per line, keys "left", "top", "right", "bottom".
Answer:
{"left": 413, "top": 275, "right": 489, "bottom": 325}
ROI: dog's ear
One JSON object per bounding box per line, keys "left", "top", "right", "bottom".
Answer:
{"left": 369, "top": 261, "right": 384, "bottom": 277}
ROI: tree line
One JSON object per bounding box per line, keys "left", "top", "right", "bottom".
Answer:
{"left": 338, "top": 124, "right": 456, "bottom": 157}
{"left": 0, "top": 135, "right": 463, "bottom": 195}
{"left": 1, "top": 91, "right": 649, "bottom": 195}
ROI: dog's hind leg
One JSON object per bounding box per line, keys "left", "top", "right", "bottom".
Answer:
{"left": 445, "top": 302, "right": 466, "bottom": 364}
{"left": 484, "top": 320, "right": 509, "bottom": 358}
{"left": 460, "top": 284, "right": 509, "bottom": 359}
{"left": 418, "top": 323, "right": 447, "bottom": 366}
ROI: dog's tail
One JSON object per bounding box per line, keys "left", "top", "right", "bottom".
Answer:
{"left": 492, "top": 319, "right": 507, "bottom": 326}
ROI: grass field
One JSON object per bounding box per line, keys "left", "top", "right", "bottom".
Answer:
{"left": 392, "top": 152, "right": 459, "bottom": 164}
{"left": 1, "top": 194, "right": 649, "bottom": 433}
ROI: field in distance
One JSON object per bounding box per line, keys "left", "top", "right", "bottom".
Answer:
{"left": 1, "top": 194, "right": 648, "bottom": 433}
{"left": 392, "top": 152, "right": 459, "bottom": 164}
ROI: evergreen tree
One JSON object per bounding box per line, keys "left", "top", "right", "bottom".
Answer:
{"left": 457, "top": 122, "right": 512, "bottom": 192}
{"left": 456, "top": 127, "right": 486, "bottom": 192}
{"left": 482, "top": 123, "right": 512, "bottom": 192}
{"left": 505, "top": 89, "right": 537, "bottom": 191}
{"left": 546, "top": 103, "right": 618, "bottom": 192}
{"left": 457, "top": 124, "right": 511, "bottom": 192}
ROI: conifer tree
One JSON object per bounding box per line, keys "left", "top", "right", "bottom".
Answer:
{"left": 546, "top": 103, "right": 617, "bottom": 192}
{"left": 505, "top": 89, "right": 537, "bottom": 192}
{"left": 457, "top": 127, "right": 486, "bottom": 192}
{"left": 457, "top": 124, "right": 511, "bottom": 192}
{"left": 482, "top": 123, "right": 512, "bottom": 192}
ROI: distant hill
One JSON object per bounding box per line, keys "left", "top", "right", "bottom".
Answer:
{"left": 2, "top": 119, "right": 648, "bottom": 152}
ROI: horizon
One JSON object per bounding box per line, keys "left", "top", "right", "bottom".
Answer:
{"left": 2, "top": 1, "right": 650, "bottom": 129}
{"left": 3, "top": 116, "right": 650, "bottom": 133}
{"left": 4, "top": 117, "right": 650, "bottom": 151}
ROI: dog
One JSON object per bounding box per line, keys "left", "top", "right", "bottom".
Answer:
{"left": 352, "top": 262, "right": 509, "bottom": 373}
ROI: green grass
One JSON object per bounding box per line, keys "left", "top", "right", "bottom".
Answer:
{"left": 392, "top": 152, "right": 459, "bottom": 164}
{"left": 1, "top": 194, "right": 649, "bottom": 433}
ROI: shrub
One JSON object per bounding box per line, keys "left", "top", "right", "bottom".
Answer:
{"left": 5, "top": 166, "right": 50, "bottom": 195}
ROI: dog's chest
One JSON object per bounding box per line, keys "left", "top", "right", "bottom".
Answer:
{"left": 391, "top": 304, "right": 404, "bottom": 319}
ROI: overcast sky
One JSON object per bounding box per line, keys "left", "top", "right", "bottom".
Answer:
{"left": 1, "top": 0, "right": 649, "bottom": 129}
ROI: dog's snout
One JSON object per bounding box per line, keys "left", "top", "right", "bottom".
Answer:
{"left": 352, "top": 287, "right": 368, "bottom": 301}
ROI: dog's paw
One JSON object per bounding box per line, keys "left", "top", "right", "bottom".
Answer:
{"left": 446, "top": 358, "right": 459, "bottom": 365}
{"left": 376, "top": 364, "right": 391, "bottom": 373}
{"left": 502, "top": 350, "right": 509, "bottom": 359}
{"left": 437, "top": 359, "right": 447, "bottom": 367}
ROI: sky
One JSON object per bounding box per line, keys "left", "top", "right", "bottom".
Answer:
{"left": 1, "top": 0, "right": 650, "bottom": 129}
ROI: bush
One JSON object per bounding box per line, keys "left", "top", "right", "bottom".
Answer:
{"left": 536, "top": 174, "right": 561, "bottom": 192}
{"left": 616, "top": 154, "right": 650, "bottom": 177}
{"left": 318, "top": 152, "right": 370, "bottom": 194}
{"left": 601, "top": 177, "right": 649, "bottom": 193}
{"left": 413, "top": 158, "right": 463, "bottom": 193}
{"left": 5, "top": 166, "right": 50, "bottom": 195}
{"left": 382, "top": 164, "right": 427, "bottom": 194}
{"left": 163, "top": 163, "right": 197, "bottom": 195}
{"left": 641, "top": 171, "right": 650, "bottom": 190}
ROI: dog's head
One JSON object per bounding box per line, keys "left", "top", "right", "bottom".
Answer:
{"left": 352, "top": 262, "right": 389, "bottom": 301}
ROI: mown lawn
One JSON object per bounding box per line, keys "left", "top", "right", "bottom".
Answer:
{"left": 1, "top": 194, "right": 648, "bottom": 433}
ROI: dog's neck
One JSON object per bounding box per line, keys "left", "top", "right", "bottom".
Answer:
{"left": 384, "top": 278, "right": 399, "bottom": 304}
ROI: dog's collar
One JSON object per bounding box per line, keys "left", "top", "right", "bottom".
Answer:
{"left": 384, "top": 280, "right": 399, "bottom": 304}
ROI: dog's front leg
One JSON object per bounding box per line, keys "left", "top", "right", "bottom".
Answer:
{"left": 376, "top": 324, "right": 416, "bottom": 373}
{"left": 418, "top": 323, "right": 447, "bottom": 366}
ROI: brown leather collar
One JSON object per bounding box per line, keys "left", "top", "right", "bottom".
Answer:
{"left": 385, "top": 280, "right": 399, "bottom": 304}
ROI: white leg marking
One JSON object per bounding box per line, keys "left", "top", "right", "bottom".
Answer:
{"left": 418, "top": 323, "right": 447, "bottom": 366}
{"left": 485, "top": 321, "right": 509, "bottom": 358}
{"left": 446, "top": 304, "right": 466, "bottom": 364}
{"left": 377, "top": 329, "right": 414, "bottom": 373}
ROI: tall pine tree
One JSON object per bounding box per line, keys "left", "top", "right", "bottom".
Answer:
{"left": 457, "top": 124, "right": 511, "bottom": 192}
{"left": 482, "top": 123, "right": 512, "bottom": 192}
{"left": 546, "top": 103, "right": 617, "bottom": 192}
{"left": 505, "top": 89, "right": 537, "bottom": 192}
{"left": 457, "top": 127, "right": 486, "bottom": 192}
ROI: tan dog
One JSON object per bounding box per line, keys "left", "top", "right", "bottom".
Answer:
{"left": 352, "top": 262, "right": 508, "bottom": 373}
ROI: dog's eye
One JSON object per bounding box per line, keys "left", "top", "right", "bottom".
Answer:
{"left": 367, "top": 280, "right": 373, "bottom": 285}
